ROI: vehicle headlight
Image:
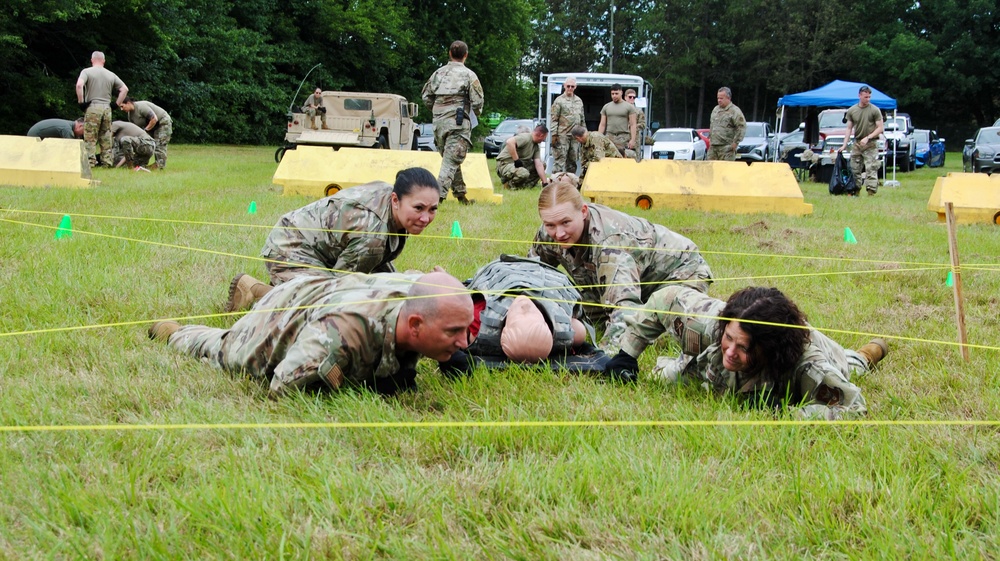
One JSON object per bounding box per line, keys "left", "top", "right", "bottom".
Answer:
{"left": 677, "top": 148, "right": 690, "bottom": 155}
{"left": 979, "top": 148, "right": 996, "bottom": 158}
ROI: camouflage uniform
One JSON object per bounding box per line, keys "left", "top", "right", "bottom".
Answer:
{"left": 496, "top": 132, "right": 542, "bottom": 189}
{"left": 549, "top": 92, "right": 585, "bottom": 173}
{"left": 708, "top": 103, "right": 746, "bottom": 161}
{"left": 303, "top": 93, "right": 325, "bottom": 129}
{"left": 633, "top": 107, "right": 646, "bottom": 162}
{"left": 579, "top": 132, "right": 623, "bottom": 179}
{"left": 421, "top": 61, "right": 485, "bottom": 200}
{"left": 529, "top": 203, "right": 713, "bottom": 350}
{"left": 600, "top": 100, "right": 637, "bottom": 159}
{"left": 618, "top": 286, "right": 870, "bottom": 420}
{"left": 845, "top": 103, "right": 884, "bottom": 194}
{"left": 77, "top": 66, "right": 126, "bottom": 167}
{"left": 261, "top": 182, "right": 407, "bottom": 285}
{"left": 111, "top": 121, "right": 155, "bottom": 167}
{"left": 168, "top": 273, "right": 421, "bottom": 397}
{"left": 126, "top": 100, "right": 172, "bottom": 169}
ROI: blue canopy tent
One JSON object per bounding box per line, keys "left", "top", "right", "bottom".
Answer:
{"left": 774, "top": 80, "right": 900, "bottom": 183}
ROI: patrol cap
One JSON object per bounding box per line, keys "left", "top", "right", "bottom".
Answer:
{"left": 500, "top": 296, "right": 554, "bottom": 363}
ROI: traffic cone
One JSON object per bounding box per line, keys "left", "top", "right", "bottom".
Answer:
{"left": 843, "top": 227, "right": 857, "bottom": 244}
{"left": 55, "top": 214, "right": 72, "bottom": 239}
{"left": 450, "top": 221, "right": 463, "bottom": 238}
{"left": 247, "top": 201, "right": 258, "bottom": 215}
{"left": 946, "top": 271, "right": 954, "bottom": 287}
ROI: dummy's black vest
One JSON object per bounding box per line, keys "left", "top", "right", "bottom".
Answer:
{"left": 466, "top": 255, "right": 586, "bottom": 358}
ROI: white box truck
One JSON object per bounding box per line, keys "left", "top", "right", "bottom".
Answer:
{"left": 538, "top": 72, "right": 652, "bottom": 170}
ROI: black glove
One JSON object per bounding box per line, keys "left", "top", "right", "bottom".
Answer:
{"left": 604, "top": 350, "right": 639, "bottom": 384}
{"left": 370, "top": 367, "right": 417, "bottom": 396}
{"left": 438, "top": 349, "right": 476, "bottom": 379}
{"left": 513, "top": 159, "right": 524, "bottom": 168}
{"left": 79, "top": 101, "right": 90, "bottom": 112}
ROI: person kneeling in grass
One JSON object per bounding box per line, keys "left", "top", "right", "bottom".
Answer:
{"left": 604, "top": 285, "right": 887, "bottom": 420}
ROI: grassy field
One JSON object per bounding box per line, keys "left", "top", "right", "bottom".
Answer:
{"left": 2, "top": 146, "right": 999, "bottom": 559}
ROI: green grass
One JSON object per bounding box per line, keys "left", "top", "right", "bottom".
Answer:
{"left": 2, "top": 146, "right": 1000, "bottom": 559}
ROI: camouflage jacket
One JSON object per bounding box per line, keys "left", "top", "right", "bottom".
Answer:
{"left": 580, "top": 132, "right": 622, "bottom": 169}
{"left": 421, "top": 61, "right": 485, "bottom": 142}
{"left": 529, "top": 204, "right": 713, "bottom": 348}
{"left": 619, "top": 286, "right": 867, "bottom": 420}
{"left": 550, "top": 93, "right": 585, "bottom": 136}
{"left": 261, "top": 182, "right": 406, "bottom": 281}
{"left": 709, "top": 103, "right": 746, "bottom": 146}
{"left": 216, "top": 273, "right": 421, "bottom": 396}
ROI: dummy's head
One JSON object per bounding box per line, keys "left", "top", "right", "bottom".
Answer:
{"left": 549, "top": 172, "right": 580, "bottom": 190}
{"left": 500, "top": 296, "right": 554, "bottom": 363}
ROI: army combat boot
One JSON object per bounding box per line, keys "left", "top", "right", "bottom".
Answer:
{"left": 225, "top": 273, "right": 273, "bottom": 312}
{"left": 456, "top": 195, "right": 475, "bottom": 206}
{"left": 148, "top": 321, "right": 181, "bottom": 342}
{"left": 856, "top": 338, "right": 888, "bottom": 369}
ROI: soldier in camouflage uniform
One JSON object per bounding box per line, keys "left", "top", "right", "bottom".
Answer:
{"left": 597, "top": 83, "right": 638, "bottom": 159}
{"left": 708, "top": 87, "right": 746, "bottom": 161}
{"left": 225, "top": 168, "right": 442, "bottom": 312}
{"left": 549, "top": 77, "right": 585, "bottom": 174}
{"left": 421, "top": 40, "right": 485, "bottom": 205}
{"left": 75, "top": 51, "right": 129, "bottom": 168}
{"left": 530, "top": 182, "right": 713, "bottom": 351}
{"left": 148, "top": 271, "right": 475, "bottom": 397}
{"left": 496, "top": 125, "right": 550, "bottom": 190}
{"left": 604, "top": 285, "right": 888, "bottom": 420}
{"left": 841, "top": 85, "right": 885, "bottom": 195}
{"left": 120, "top": 97, "right": 173, "bottom": 170}
{"left": 302, "top": 87, "right": 329, "bottom": 130}
{"left": 110, "top": 120, "right": 155, "bottom": 168}
{"left": 625, "top": 88, "right": 645, "bottom": 162}
{"left": 570, "top": 126, "right": 622, "bottom": 180}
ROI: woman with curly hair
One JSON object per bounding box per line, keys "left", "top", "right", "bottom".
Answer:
{"left": 604, "top": 285, "right": 888, "bottom": 420}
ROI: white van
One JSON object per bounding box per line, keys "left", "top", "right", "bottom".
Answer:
{"left": 538, "top": 72, "right": 652, "bottom": 170}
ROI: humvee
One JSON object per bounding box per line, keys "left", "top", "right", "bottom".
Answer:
{"left": 276, "top": 91, "right": 421, "bottom": 162}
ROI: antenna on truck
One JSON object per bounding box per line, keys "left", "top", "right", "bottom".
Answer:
{"left": 287, "top": 63, "right": 323, "bottom": 114}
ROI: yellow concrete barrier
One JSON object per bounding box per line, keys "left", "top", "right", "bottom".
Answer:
{"left": 927, "top": 172, "right": 1000, "bottom": 225}
{"left": 272, "top": 146, "right": 502, "bottom": 203}
{"left": 580, "top": 159, "right": 813, "bottom": 216}
{"left": 0, "top": 135, "right": 93, "bottom": 188}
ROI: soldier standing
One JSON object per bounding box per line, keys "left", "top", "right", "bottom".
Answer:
{"left": 530, "top": 182, "right": 713, "bottom": 352}
{"left": 571, "top": 126, "right": 622, "bottom": 180}
{"left": 421, "top": 40, "right": 485, "bottom": 205}
{"left": 149, "top": 272, "right": 475, "bottom": 397}
{"left": 303, "top": 87, "right": 329, "bottom": 130}
{"left": 625, "top": 88, "right": 645, "bottom": 162}
{"left": 120, "top": 97, "right": 173, "bottom": 170}
{"left": 840, "top": 85, "right": 885, "bottom": 195}
{"left": 110, "top": 121, "right": 155, "bottom": 168}
{"left": 225, "top": 168, "right": 442, "bottom": 312}
{"left": 604, "top": 285, "right": 888, "bottom": 419}
{"left": 496, "top": 125, "right": 550, "bottom": 190}
{"left": 708, "top": 86, "right": 746, "bottom": 161}
{"left": 597, "top": 83, "right": 637, "bottom": 159}
{"left": 549, "top": 77, "right": 585, "bottom": 174}
{"left": 75, "top": 51, "right": 128, "bottom": 168}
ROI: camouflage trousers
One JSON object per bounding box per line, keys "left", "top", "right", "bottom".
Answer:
{"left": 850, "top": 144, "right": 880, "bottom": 194}
{"left": 496, "top": 160, "right": 541, "bottom": 189}
{"left": 83, "top": 104, "right": 113, "bottom": 167}
{"left": 600, "top": 277, "right": 713, "bottom": 353}
{"left": 304, "top": 106, "right": 325, "bottom": 129}
{"left": 436, "top": 130, "right": 470, "bottom": 199}
{"left": 168, "top": 321, "right": 282, "bottom": 392}
{"left": 151, "top": 120, "right": 172, "bottom": 169}
{"left": 618, "top": 285, "right": 725, "bottom": 359}
{"left": 549, "top": 134, "right": 580, "bottom": 174}
{"left": 607, "top": 132, "right": 637, "bottom": 160}
{"left": 113, "top": 136, "right": 155, "bottom": 167}
{"left": 708, "top": 144, "right": 737, "bottom": 161}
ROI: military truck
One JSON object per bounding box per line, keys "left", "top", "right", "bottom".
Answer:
{"left": 275, "top": 91, "right": 421, "bottom": 162}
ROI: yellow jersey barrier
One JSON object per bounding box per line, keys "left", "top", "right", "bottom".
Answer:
{"left": 927, "top": 172, "right": 1000, "bottom": 225}
{"left": 0, "top": 135, "right": 93, "bottom": 189}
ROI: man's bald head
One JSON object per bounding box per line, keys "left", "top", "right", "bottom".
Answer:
{"left": 398, "top": 272, "right": 474, "bottom": 361}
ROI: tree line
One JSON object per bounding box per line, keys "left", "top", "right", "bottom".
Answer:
{"left": 3, "top": 0, "right": 996, "bottom": 145}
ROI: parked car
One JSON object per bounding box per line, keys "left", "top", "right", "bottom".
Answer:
{"left": 650, "top": 128, "right": 706, "bottom": 160}
{"left": 814, "top": 129, "right": 887, "bottom": 183}
{"left": 963, "top": 127, "right": 1000, "bottom": 174}
{"left": 736, "top": 121, "right": 774, "bottom": 163}
{"left": 776, "top": 130, "right": 808, "bottom": 161}
{"left": 883, "top": 114, "right": 916, "bottom": 171}
{"left": 913, "top": 129, "right": 945, "bottom": 168}
{"left": 416, "top": 123, "right": 436, "bottom": 152}
{"left": 695, "top": 128, "right": 710, "bottom": 149}
{"left": 483, "top": 118, "right": 535, "bottom": 158}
